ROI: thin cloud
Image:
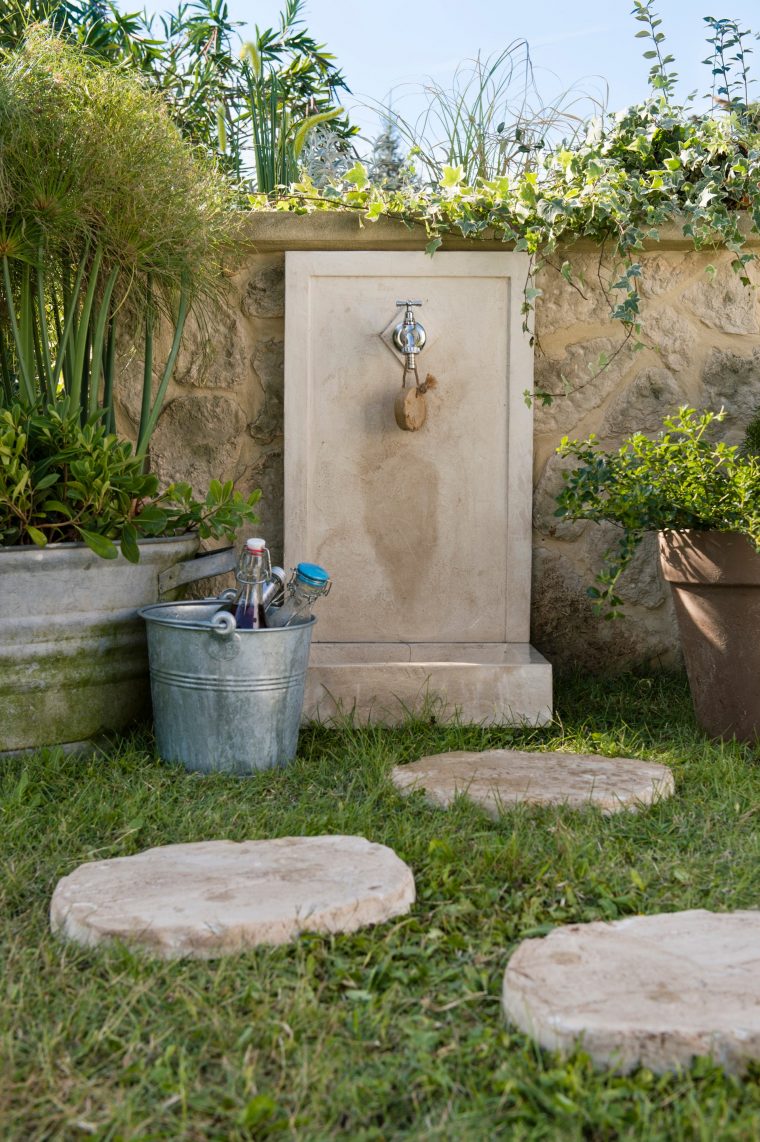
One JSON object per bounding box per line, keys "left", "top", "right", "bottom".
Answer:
{"left": 532, "top": 25, "right": 610, "bottom": 48}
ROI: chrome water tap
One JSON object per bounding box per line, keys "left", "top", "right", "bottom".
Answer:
{"left": 392, "top": 300, "right": 426, "bottom": 374}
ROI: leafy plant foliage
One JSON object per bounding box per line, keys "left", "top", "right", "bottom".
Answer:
{"left": 744, "top": 406, "right": 760, "bottom": 456}
{"left": 0, "top": 403, "right": 261, "bottom": 560}
{"left": 374, "top": 42, "right": 601, "bottom": 186}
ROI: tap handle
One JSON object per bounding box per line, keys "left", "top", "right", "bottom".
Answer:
{"left": 392, "top": 300, "right": 426, "bottom": 358}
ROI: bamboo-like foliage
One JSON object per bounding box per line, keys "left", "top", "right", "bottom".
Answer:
{"left": 241, "top": 42, "right": 344, "bottom": 194}
{"left": 0, "top": 27, "right": 237, "bottom": 456}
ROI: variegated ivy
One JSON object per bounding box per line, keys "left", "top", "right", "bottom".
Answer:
{"left": 253, "top": 5, "right": 760, "bottom": 404}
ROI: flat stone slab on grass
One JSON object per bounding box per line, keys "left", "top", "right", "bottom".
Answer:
{"left": 50, "top": 836, "right": 415, "bottom": 959}
{"left": 503, "top": 909, "right": 760, "bottom": 1075}
{"left": 391, "top": 750, "right": 674, "bottom": 816}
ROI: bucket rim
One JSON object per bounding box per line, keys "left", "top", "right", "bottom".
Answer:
{"left": 138, "top": 599, "right": 317, "bottom": 633}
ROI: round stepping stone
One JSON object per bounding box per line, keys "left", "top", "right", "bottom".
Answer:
{"left": 503, "top": 909, "right": 760, "bottom": 1075}
{"left": 50, "top": 836, "right": 415, "bottom": 959}
{"left": 391, "top": 749, "right": 673, "bottom": 815}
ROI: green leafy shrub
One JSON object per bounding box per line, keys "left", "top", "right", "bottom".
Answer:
{"left": 240, "top": 36, "right": 345, "bottom": 195}
{"left": 0, "top": 403, "right": 261, "bottom": 560}
{"left": 554, "top": 407, "right": 760, "bottom": 617}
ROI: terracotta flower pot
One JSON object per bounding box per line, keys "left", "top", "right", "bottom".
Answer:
{"left": 659, "top": 530, "right": 760, "bottom": 742}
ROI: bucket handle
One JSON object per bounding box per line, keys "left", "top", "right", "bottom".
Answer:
{"left": 209, "top": 610, "right": 237, "bottom": 636}
{"left": 159, "top": 545, "right": 237, "bottom": 597}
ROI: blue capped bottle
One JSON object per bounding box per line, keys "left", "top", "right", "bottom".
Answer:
{"left": 269, "top": 562, "right": 331, "bottom": 627}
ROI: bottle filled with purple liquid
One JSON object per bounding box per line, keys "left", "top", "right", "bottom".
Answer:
{"left": 233, "top": 538, "right": 271, "bottom": 629}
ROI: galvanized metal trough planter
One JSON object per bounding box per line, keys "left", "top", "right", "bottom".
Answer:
{"left": 0, "top": 535, "right": 235, "bottom": 755}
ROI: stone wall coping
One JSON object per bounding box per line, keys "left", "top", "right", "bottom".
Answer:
{"left": 244, "top": 208, "right": 760, "bottom": 254}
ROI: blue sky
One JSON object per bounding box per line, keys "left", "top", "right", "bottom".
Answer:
{"left": 146, "top": 1, "right": 760, "bottom": 143}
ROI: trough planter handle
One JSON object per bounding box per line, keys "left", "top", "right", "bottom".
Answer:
{"left": 158, "top": 545, "right": 236, "bottom": 596}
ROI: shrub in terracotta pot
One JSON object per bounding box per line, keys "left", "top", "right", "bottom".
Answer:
{"left": 554, "top": 407, "right": 760, "bottom": 742}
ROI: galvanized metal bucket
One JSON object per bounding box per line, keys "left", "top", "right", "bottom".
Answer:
{"left": 138, "top": 600, "right": 315, "bottom": 774}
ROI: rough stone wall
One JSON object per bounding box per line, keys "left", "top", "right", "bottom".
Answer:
{"left": 118, "top": 214, "right": 760, "bottom": 671}
{"left": 533, "top": 248, "right": 760, "bottom": 671}
{"left": 114, "top": 253, "right": 288, "bottom": 575}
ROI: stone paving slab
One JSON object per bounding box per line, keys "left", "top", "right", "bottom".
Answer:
{"left": 391, "top": 749, "right": 674, "bottom": 816}
{"left": 50, "top": 836, "right": 415, "bottom": 959}
{"left": 502, "top": 909, "right": 760, "bottom": 1075}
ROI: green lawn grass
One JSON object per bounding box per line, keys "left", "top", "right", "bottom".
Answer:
{"left": 2, "top": 671, "right": 760, "bottom": 1140}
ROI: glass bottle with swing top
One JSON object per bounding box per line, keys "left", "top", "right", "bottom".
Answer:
{"left": 268, "top": 562, "right": 332, "bottom": 627}
{"left": 233, "top": 537, "right": 271, "bottom": 629}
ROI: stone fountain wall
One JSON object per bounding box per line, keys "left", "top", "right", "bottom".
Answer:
{"left": 116, "top": 213, "right": 760, "bottom": 672}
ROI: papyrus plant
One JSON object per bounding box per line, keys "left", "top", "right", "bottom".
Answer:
{"left": 0, "top": 27, "right": 236, "bottom": 457}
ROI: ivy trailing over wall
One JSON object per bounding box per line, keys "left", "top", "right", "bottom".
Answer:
{"left": 256, "top": 3, "right": 760, "bottom": 387}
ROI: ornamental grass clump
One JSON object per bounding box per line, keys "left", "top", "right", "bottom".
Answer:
{"left": 554, "top": 407, "right": 760, "bottom": 617}
{"left": 372, "top": 42, "right": 600, "bottom": 187}
{"left": 0, "top": 27, "right": 237, "bottom": 453}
